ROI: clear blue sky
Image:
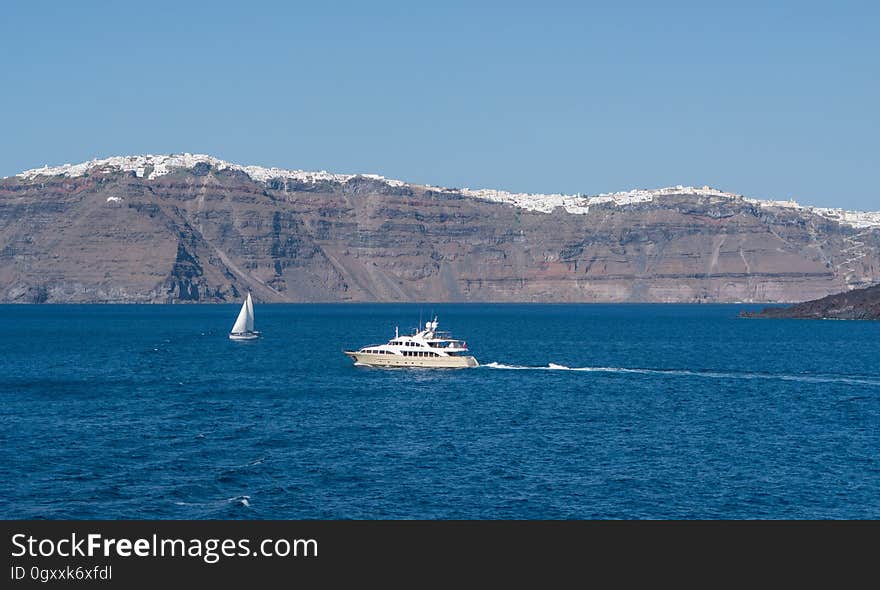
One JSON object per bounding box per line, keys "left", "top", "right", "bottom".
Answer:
{"left": 1, "top": 0, "right": 877, "bottom": 209}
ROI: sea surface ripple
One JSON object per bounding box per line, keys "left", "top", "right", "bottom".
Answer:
{"left": 1, "top": 303, "right": 879, "bottom": 519}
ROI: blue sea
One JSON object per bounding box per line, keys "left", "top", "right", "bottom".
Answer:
{"left": 2, "top": 304, "right": 879, "bottom": 519}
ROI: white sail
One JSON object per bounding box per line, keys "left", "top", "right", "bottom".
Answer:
{"left": 245, "top": 292, "right": 255, "bottom": 332}
{"left": 231, "top": 297, "right": 249, "bottom": 334}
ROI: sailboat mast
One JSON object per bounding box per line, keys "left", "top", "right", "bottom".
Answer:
{"left": 245, "top": 293, "right": 255, "bottom": 332}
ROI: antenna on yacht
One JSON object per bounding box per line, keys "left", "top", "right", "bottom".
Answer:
{"left": 395, "top": 326, "right": 399, "bottom": 339}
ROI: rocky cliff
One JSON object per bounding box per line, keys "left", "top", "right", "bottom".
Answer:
{"left": 1, "top": 154, "right": 878, "bottom": 303}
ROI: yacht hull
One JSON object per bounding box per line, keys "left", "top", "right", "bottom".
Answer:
{"left": 344, "top": 351, "right": 478, "bottom": 368}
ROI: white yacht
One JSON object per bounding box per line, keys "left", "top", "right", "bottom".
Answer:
{"left": 229, "top": 292, "right": 260, "bottom": 340}
{"left": 344, "top": 317, "right": 478, "bottom": 368}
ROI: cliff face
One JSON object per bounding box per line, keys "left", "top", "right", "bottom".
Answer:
{"left": 1, "top": 156, "right": 878, "bottom": 303}
{"left": 743, "top": 284, "right": 880, "bottom": 320}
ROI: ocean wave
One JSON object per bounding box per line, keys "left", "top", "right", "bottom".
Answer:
{"left": 228, "top": 495, "right": 251, "bottom": 508}
{"left": 482, "top": 362, "right": 880, "bottom": 387}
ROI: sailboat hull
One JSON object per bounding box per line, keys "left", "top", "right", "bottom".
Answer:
{"left": 229, "top": 331, "right": 260, "bottom": 341}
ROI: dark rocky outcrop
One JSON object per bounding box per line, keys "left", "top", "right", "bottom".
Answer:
{"left": 741, "top": 283, "right": 880, "bottom": 319}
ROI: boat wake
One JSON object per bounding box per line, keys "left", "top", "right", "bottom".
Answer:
{"left": 482, "top": 362, "right": 880, "bottom": 387}
{"left": 229, "top": 495, "right": 251, "bottom": 508}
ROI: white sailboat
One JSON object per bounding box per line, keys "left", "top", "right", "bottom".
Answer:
{"left": 229, "top": 292, "right": 260, "bottom": 340}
